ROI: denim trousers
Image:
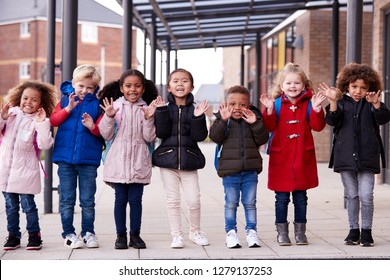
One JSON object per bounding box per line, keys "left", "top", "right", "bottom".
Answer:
{"left": 340, "top": 171, "right": 374, "bottom": 229}
{"left": 3, "top": 192, "right": 40, "bottom": 238}
{"left": 275, "top": 190, "right": 308, "bottom": 224}
{"left": 223, "top": 171, "right": 258, "bottom": 233}
{"left": 112, "top": 183, "right": 144, "bottom": 235}
{"left": 58, "top": 162, "right": 97, "bottom": 238}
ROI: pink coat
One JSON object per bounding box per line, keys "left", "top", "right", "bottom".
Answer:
{"left": 0, "top": 107, "right": 53, "bottom": 194}
{"left": 98, "top": 97, "right": 156, "bottom": 184}
{"left": 262, "top": 91, "right": 326, "bottom": 192}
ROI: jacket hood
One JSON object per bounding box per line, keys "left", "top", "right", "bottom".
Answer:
{"left": 167, "top": 92, "right": 194, "bottom": 105}
{"left": 60, "top": 80, "right": 100, "bottom": 97}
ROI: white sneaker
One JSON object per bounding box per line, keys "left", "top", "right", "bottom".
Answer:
{"left": 226, "top": 229, "right": 241, "bottom": 248}
{"left": 83, "top": 232, "right": 99, "bottom": 248}
{"left": 246, "top": 229, "right": 261, "bottom": 248}
{"left": 64, "top": 234, "right": 84, "bottom": 249}
{"left": 189, "top": 231, "right": 209, "bottom": 246}
{"left": 171, "top": 235, "right": 184, "bottom": 249}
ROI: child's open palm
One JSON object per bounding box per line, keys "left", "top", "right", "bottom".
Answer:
{"left": 311, "top": 92, "right": 326, "bottom": 109}
{"left": 260, "top": 94, "right": 274, "bottom": 110}
{"left": 0, "top": 103, "right": 11, "bottom": 120}
{"left": 318, "top": 82, "right": 339, "bottom": 102}
{"left": 242, "top": 108, "right": 256, "bottom": 124}
{"left": 81, "top": 113, "right": 95, "bottom": 129}
{"left": 66, "top": 92, "right": 79, "bottom": 112}
{"left": 141, "top": 96, "right": 162, "bottom": 120}
{"left": 194, "top": 100, "right": 209, "bottom": 117}
{"left": 100, "top": 97, "right": 119, "bottom": 118}
{"left": 35, "top": 108, "right": 46, "bottom": 122}
{"left": 219, "top": 101, "right": 232, "bottom": 121}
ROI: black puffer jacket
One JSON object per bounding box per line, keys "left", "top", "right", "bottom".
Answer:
{"left": 209, "top": 106, "right": 269, "bottom": 177}
{"left": 326, "top": 94, "right": 390, "bottom": 174}
{"left": 152, "top": 92, "right": 207, "bottom": 170}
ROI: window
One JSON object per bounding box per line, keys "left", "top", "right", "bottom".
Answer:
{"left": 19, "top": 62, "right": 31, "bottom": 79}
{"left": 81, "top": 24, "right": 98, "bottom": 43}
{"left": 20, "top": 21, "right": 31, "bottom": 38}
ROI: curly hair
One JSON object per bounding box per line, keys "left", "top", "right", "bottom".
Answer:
{"left": 98, "top": 69, "right": 159, "bottom": 105}
{"left": 5, "top": 80, "right": 58, "bottom": 116}
{"left": 336, "top": 62, "right": 383, "bottom": 93}
{"left": 270, "top": 62, "right": 313, "bottom": 99}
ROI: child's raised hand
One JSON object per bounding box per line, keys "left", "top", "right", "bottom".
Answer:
{"left": 311, "top": 92, "right": 326, "bottom": 109}
{"left": 141, "top": 98, "right": 159, "bottom": 120}
{"left": 219, "top": 101, "right": 232, "bottom": 121}
{"left": 259, "top": 93, "right": 273, "bottom": 110}
{"left": 100, "top": 97, "right": 119, "bottom": 118}
{"left": 242, "top": 108, "right": 257, "bottom": 124}
{"left": 154, "top": 95, "right": 166, "bottom": 107}
{"left": 65, "top": 92, "right": 79, "bottom": 112}
{"left": 81, "top": 112, "right": 95, "bottom": 130}
{"left": 318, "top": 82, "right": 339, "bottom": 102}
{"left": 0, "top": 102, "right": 11, "bottom": 120}
{"left": 366, "top": 90, "right": 381, "bottom": 108}
{"left": 194, "top": 100, "right": 209, "bottom": 117}
{"left": 35, "top": 108, "right": 47, "bottom": 122}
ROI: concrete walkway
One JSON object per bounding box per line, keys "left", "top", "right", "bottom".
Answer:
{"left": 1, "top": 141, "right": 390, "bottom": 260}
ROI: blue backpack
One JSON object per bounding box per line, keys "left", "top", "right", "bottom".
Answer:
{"left": 266, "top": 97, "right": 311, "bottom": 154}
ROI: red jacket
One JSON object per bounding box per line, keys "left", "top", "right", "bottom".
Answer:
{"left": 263, "top": 90, "right": 325, "bottom": 192}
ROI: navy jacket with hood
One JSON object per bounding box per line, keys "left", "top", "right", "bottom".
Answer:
{"left": 52, "top": 80, "right": 102, "bottom": 166}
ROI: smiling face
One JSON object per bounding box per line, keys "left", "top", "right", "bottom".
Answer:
{"left": 281, "top": 73, "right": 305, "bottom": 102}
{"left": 72, "top": 78, "right": 96, "bottom": 100}
{"left": 348, "top": 79, "right": 369, "bottom": 102}
{"left": 120, "top": 75, "right": 144, "bottom": 103}
{"left": 226, "top": 93, "right": 249, "bottom": 120}
{"left": 20, "top": 87, "right": 42, "bottom": 114}
{"left": 167, "top": 71, "right": 194, "bottom": 105}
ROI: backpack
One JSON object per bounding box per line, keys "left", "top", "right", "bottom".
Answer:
{"left": 0, "top": 125, "right": 47, "bottom": 178}
{"left": 213, "top": 119, "right": 230, "bottom": 170}
{"left": 266, "top": 96, "right": 312, "bottom": 154}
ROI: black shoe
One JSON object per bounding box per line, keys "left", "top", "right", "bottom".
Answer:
{"left": 4, "top": 234, "right": 21, "bottom": 250}
{"left": 115, "top": 233, "right": 128, "bottom": 249}
{"left": 130, "top": 233, "right": 146, "bottom": 249}
{"left": 344, "top": 229, "right": 360, "bottom": 245}
{"left": 360, "top": 229, "right": 374, "bottom": 247}
{"left": 26, "top": 232, "right": 42, "bottom": 250}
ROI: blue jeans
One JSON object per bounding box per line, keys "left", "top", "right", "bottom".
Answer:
{"left": 340, "top": 171, "right": 374, "bottom": 229}
{"left": 275, "top": 190, "right": 307, "bottom": 224}
{"left": 113, "top": 183, "right": 144, "bottom": 235}
{"left": 223, "top": 171, "right": 258, "bottom": 233}
{"left": 3, "top": 192, "right": 40, "bottom": 238}
{"left": 58, "top": 163, "right": 97, "bottom": 238}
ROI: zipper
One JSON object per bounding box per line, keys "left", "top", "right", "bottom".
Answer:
{"left": 158, "top": 149, "right": 173, "bottom": 156}
{"left": 186, "top": 149, "right": 199, "bottom": 158}
{"left": 178, "top": 107, "right": 182, "bottom": 170}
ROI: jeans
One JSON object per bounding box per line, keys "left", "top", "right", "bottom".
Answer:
{"left": 3, "top": 192, "right": 40, "bottom": 238}
{"left": 58, "top": 162, "right": 97, "bottom": 238}
{"left": 223, "top": 171, "right": 258, "bottom": 233}
{"left": 113, "top": 183, "right": 144, "bottom": 235}
{"left": 340, "top": 171, "right": 374, "bottom": 229}
{"left": 275, "top": 190, "right": 308, "bottom": 224}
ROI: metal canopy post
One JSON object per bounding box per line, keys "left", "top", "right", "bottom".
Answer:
{"left": 240, "top": 44, "right": 245, "bottom": 86}
{"left": 253, "top": 32, "right": 261, "bottom": 108}
{"left": 122, "top": 0, "right": 133, "bottom": 71}
{"left": 346, "top": 0, "right": 363, "bottom": 63}
{"left": 44, "top": 0, "right": 56, "bottom": 214}
{"left": 150, "top": 13, "right": 157, "bottom": 82}
{"left": 61, "top": 0, "right": 78, "bottom": 81}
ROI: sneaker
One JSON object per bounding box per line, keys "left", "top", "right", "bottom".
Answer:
{"left": 83, "top": 232, "right": 99, "bottom": 248}
{"left": 226, "top": 229, "right": 241, "bottom": 249}
{"left": 129, "top": 233, "right": 146, "bottom": 249}
{"left": 189, "top": 231, "right": 209, "bottom": 246}
{"left": 26, "top": 232, "right": 42, "bottom": 250}
{"left": 246, "top": 229, "right": 261, "bottom": 248}
{"left": 115, "top": 233, "right": 128, "bottom": 249}
{"left": 171, "top": 235, "right": 184, "bottom": 249}
{"left": 344, "top": 228, "right": 360, "bottom": 245}
{"left": 3, "top": 234, "right": 21, "bottom": 251}
{"left": 360, "top": 229, "right": 374, "bottom": 247}
{"left": 64, "top": 233, "right": 84, "bottom": 249}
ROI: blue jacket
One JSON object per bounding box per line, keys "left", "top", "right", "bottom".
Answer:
{"left": 52, "top": 80, "right": 102, "bottom": 166}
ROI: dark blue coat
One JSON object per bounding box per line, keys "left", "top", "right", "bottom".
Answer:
{"left": 152, "top": 92, "right": 207, "bottom": 170}
{"left": 52, "top": 80, "right": 102, "bottom": 166}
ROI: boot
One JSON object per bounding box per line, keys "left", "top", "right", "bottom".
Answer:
{"left": 360, "top": 229, "right": 374, "bottom": 247}
{"left": 275, "top": 223, "right": 291, "bottom": 246}
{"left": 115, "top": 233, "right": 128, "bottom": 249}
{"left": 130, "top": 232, "right": 146, "bottom": 249}
{"left": 294, "top": 222, "right": 308, "bottom": 245}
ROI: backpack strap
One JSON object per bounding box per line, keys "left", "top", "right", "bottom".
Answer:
{"left": 32, "top": 131, "right": 47, "bottom": 178}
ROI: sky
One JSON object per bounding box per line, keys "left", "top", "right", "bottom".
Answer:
{"left": 95, "top": 0, "right": 223, "bottom": 93}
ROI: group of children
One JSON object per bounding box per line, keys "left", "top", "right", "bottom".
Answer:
{"left": 0, "top": 61, "right": 388, "bottom": 252}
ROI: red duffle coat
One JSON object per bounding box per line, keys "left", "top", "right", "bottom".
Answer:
{"left": 262, "top": 91, "right": 326, "bottom": 192}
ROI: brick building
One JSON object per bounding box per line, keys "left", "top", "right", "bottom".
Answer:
{"left": 0, "top": 0, "right": 136, "bottom": 99}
